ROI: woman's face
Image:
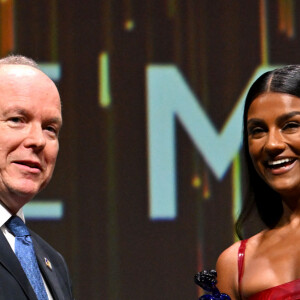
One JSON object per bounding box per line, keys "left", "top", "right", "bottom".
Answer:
{"left": 247, "top": 92, "right": 300, "bottom": 198}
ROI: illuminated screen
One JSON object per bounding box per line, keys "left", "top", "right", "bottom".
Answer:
{"left": 1, "top": 0, "right": 299, "bottom": 299}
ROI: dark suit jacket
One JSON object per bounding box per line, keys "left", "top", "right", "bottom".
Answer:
{"left": 0, "top": 229, "right": 74, "bottom": 300}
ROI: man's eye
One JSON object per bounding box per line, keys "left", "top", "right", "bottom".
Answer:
{"left": 45, "top": 126, "right": 58, "bottom": 135}
{"left": 9, "top": 117, "right": 21, "bottom": 122}
{"left": 8, "top": 117, "right": 24, "bottom": 124}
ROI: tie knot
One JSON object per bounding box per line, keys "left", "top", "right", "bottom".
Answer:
{"left": 5, "top": 216, "right": 30, "bottom": 237}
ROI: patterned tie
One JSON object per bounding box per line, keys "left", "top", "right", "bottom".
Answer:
{"left": 5, "top": 216, "right": 48, "bottom": 300}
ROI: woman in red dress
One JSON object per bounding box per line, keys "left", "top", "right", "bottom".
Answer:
{"left": 216, "top": 65, "right": 300, "bottom": 299}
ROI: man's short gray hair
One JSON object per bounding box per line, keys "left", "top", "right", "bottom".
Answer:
{"left": 0, "top": 55, "right": 39, "bottom": 69}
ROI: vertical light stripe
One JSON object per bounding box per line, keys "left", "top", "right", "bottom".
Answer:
{"left": 232, "top": 154, "right": 241, "bottom": 241}
{"left": 49, "top": 0, "right": 58, "bottom": 60}
{"left": 98, "top": 52, "right": 111, "bottom": 108}
{"left": 0, "top": 0, "right": 14, "bottom": 56}
{"left": 260, "top": 0, "right": 269, "bottom": 65}
{"left": 278, "top": 0, "right": 295, "bottom": 37}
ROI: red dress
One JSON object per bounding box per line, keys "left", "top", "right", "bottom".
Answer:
{"left": 238, "top": 239, "right": 300, "bottom": 299}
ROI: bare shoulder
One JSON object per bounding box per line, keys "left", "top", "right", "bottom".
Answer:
{"left": 215, "top": 241, "right": 242, "bottom": 299}
{"left": 217, "top": 240, "right": 241, "bottom": 269}
{"left": 215, "top": 233, "right": 264, "bottom": 299}
{"left": 216, "top": 232, "right": 263, "bottom": 271}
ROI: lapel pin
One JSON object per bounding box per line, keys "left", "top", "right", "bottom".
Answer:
{"left": 44, "top": 257, "right": 52, "bottom": 271}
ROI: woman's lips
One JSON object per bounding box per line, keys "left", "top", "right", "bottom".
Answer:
{"left": 265, "top": 158, "right": 297, "bottom": 175}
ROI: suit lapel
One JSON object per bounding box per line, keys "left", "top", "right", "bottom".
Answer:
{"left": 0, "top": 230, "right": 38, "bottom": 299}
{"left": 33, "top": 238, "right": 65, "bottom": 300}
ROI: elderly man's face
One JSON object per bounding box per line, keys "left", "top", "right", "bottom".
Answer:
{"left": 0, "top": 65, "right": 62, "bottom": 213}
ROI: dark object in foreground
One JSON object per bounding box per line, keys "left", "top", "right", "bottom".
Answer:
{"left": 194, "top": 270, "right": 231, "bottom": 300}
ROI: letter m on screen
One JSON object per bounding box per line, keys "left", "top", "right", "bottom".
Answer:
{"left": 146, "top": 64, "right": 276, "bottom": 220}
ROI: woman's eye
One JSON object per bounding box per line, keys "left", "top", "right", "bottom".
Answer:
{"left": 283, "top": 122, "right": 300, "bottom": 131}
{"left": 248, "top": 127, "right": 265, "bottom": 137}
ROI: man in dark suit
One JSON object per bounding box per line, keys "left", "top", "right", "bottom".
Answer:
{"left": 0, "top": 55, "right": 74, "bottom": 299}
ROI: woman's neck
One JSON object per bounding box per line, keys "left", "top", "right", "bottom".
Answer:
{"left": 278, "top": 198, "right": 300, "bottom": 227}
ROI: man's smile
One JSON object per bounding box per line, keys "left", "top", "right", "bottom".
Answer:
{"left": 12, "top": 160, "right": 43, "bottom": 173}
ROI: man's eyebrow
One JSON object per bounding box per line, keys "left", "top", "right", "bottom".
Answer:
{"left": 47, "top": 117, "right": 63, "bottom": 127}
{"left": 2, "top": 107, "right": 63, "bottom": 126}
{"left": 2, "top": 107, "right": 28, "bottom": 115}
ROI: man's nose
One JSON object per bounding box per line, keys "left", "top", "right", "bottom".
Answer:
{"left": 264, "top": 129, "right": 285, "bottom": 154}
{"left": 23, "top": 124, "right": 46, "bottom": 150}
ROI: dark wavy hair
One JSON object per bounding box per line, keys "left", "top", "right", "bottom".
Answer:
{"left": 235, "top": 65, "right": 300, "bottom": 239}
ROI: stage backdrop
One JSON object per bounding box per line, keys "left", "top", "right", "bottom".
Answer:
{"left": 0, "top": 0, "right": 299, "bottom": 299}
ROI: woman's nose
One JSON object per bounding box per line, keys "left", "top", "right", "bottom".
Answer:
{"left": 264, "top": 129, "right": 285, "bottom": 154}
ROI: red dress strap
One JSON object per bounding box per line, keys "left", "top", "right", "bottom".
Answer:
{"left": 238, "top": 239, "right": 248, "bottom": 297}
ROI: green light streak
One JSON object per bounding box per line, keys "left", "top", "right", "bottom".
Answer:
{"left": 232, "top": 154, "right": 241, "bottom": 241}
{"left": 99, "top": 52, "right": 111, "bottom": 107}
{"left": 261, "top": 0, "right": 269, "bottom": 65}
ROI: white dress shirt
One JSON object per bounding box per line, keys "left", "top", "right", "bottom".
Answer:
{"left": 0, "top": 203, "right": 53, "bottom": 300}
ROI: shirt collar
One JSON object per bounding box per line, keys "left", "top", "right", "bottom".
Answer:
{"left": 0, "top": 202, "right": 25, "bottom": 227}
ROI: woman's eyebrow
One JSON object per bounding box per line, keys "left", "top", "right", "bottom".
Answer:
{"left": 247, "top": 111, "right": 300, "bottom": 127}
{"left": 276, "top": 111, "right": 300, "bottom": 123}
{"left": 247, "top": 118, "right": 264, "bottom": 127}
